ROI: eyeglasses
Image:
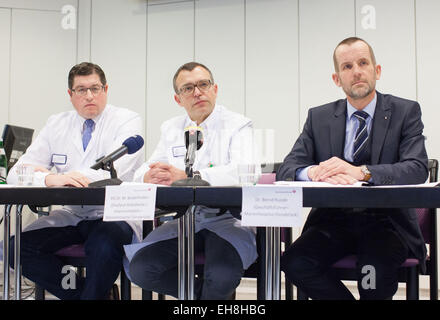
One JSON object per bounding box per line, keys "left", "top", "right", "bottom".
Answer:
{"left": 71, "top": 85, "right": 105, "bottom": 96}
{"left": 178, "top": 79, "right": 213, "bottom": 96}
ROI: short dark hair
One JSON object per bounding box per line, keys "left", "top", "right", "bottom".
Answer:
{"left": 68, "top": 62, "right": 107, "bottom": 89}
{"left": 173, "top": 62, "right": 214, "bottom": 93}
{"left": 333, "top": 37, "right": 376, "bottom": 72}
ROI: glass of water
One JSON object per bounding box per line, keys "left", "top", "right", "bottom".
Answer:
{"left": 16, "top": 164, "right": 34, "bottom": 186}
{"left": 238, "top": 164, "right": 260, "bottom": 186}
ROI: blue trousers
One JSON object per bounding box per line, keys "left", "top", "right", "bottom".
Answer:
{"left": 129, "top": 229, "right": 244, "bottom": 300}
{"left": 9, "top": 219, "right": 133, "bottom": 300}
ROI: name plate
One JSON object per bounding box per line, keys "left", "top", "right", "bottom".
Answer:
{"left": 104, "top": 183, "right": 157, "bottom": 221}
{"left": 241, "top": 185, "right": 303, "bottom": 227}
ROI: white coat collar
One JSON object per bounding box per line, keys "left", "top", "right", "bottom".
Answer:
{"left": 183, "top": 104, "right": 221, "bottom": 136}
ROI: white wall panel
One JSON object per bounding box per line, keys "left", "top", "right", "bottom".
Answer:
{"left": 195, "top": 0, "right": 245, "bottom": 115}
{"left": 299, "top": 0, "right": 355, "bottom": 126}
{"left": 77, "top": 0, "right": 91, "bottom": 62}
{"left": 0, "top": 9, "right": 11, "bottom": 132}
{"left": 9, "top": 9, "right": 77, "bottom": 135}
{"left": 246, "top": 0, "right": 299, "bottom": 162}
{"left": 91, "top": 0, "right": 146, "bottom": 137}
{"left": 356, "top": 0, "right": 417, "bottom": 101}
{"left": 146, "top": 1, "right": 194, "bottom": 156}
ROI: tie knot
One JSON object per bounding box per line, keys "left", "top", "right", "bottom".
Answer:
{"left": 85, "top": 119, "right": 95, "bottom": 129}
{"left": 353, "top": 111, "right": 369, "bottom": 122}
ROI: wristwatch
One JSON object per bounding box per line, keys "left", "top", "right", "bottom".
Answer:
{"left": 193, "top": 170, "right": 202, "bottom": 180}
{"left": 360, "top": 165, "right": 372, "bottom": 181}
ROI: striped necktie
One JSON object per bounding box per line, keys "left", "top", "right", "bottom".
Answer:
{"left": 352, "top": 111, "right": 370, "bottom": 165}
{"left": 82, "top": 119, "right": 95, "bottom": 151}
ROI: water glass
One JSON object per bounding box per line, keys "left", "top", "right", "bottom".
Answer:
{"left": 238, "top": 164, "right": 259, "bottom": 186}
{"left": 16, "top": 164, "right": 34, "bottom": 186}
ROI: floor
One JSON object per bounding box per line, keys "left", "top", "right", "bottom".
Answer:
{"left": 0, "top": 272, "right": 435, "bottom": 300}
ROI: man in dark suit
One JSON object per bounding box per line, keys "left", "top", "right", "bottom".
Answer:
{"left": 278, "top": 37, "right": 428, "bottom": 300}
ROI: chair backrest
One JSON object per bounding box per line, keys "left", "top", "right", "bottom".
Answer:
{"left": 261, "top": 162, "right": 282, "bottom": 174}
{"left": 417, "top": 208, "right": 432, "bottom": 244}
{"left": 416, "top": 159, "right": 438, "bottom": 244}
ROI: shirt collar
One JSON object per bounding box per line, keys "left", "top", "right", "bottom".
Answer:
{"left": 346, "top": 93, "right": 377, "bottom": 120}
{"left": 76, "top": 105, "right": 106, "bottom": 132}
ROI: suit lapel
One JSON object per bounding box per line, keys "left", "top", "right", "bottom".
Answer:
{"left": 371, "top": 92, "right": 391, "bottom": 164}
{"left": 330, "top": 100, "right": 347, "bottom": 158}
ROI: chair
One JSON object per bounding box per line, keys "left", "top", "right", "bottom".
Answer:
{"left": 296, "top": 159, "right": 438, "bottom": 300}
{"left": 31, "top": 206, "right": 132, "bottom": 300}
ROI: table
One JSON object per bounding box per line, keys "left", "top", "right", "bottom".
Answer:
{"left": 194, "top": 185, "right": 440, "bottom": 299}
{"left": 3, "top": 185, "right": 439, "bottom": 300}
{"left": 194, "top": 186, "right": 440, "bottom": 208}
{"left": 1, "top": 186, "right": 193, "bottom": 300}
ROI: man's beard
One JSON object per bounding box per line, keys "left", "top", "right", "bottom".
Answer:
{"left": 345, "top": 82, "right": 374, "bottom": 100}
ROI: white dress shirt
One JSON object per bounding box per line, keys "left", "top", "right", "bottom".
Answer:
{"left": 124, "top": 104, "right": 259, "bottom": 269}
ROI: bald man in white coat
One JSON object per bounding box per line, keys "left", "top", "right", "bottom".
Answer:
{"left": 126, "top": 62, "right": 258, "bottom": 300}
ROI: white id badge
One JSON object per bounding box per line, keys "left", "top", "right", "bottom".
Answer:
{"left": 172, "top": 146, "right": 186, "bottom": 157}
{"left": 51, "top": 154, "right": 67, "bottom": 165}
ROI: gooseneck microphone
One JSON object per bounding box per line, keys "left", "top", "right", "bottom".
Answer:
{"left": 184, "top": 126, "right": 203, "bottom": 177}
{"left": 89, "top": 135, "right": 144, "bottom": 187}
{"left": 172, "top": 126, "right": 210, "bottom": 187}
{"left": 91, "top": 135, "right": 144, "bottom": 170}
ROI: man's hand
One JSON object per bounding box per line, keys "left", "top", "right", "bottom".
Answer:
{"left": 322, "top": 173, "right": 358, "bottom": 185}
{"left": 45, "top": 171, "right": 91, "bottom": 187}
{"left": 308, "top": 157, "right": 364, "bottom": 184}
{"left": 33, "top": 166, "right": 50, "bottom": 173}
{"left": 143, "top": 162, "right": 187, "bottom": 186}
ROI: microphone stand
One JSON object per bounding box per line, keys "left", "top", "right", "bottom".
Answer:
{"left": 171, "top": 150, "right": 209, "bottom": 300}
{"left": 89, "top": 158, "right": 123, "bottom": 187}
{"left": 171, "top": 164, "right": 210, "bottom": 187}
{"left": 172, "top": 129, "right": 210, "bottom": 187}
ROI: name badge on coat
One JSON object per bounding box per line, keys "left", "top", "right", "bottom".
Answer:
{"left": 51, "top": 154, "right": 67, "bottom": 165}
{"left": 172, "top": 146, "right": 186, "bottom": 157}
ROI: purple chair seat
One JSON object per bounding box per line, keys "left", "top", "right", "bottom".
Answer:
{"left": 55, "top": 244, "right": 86, "bottom": 258}
{"left": 332, "top": 254, "right": 420, "bottom": 269}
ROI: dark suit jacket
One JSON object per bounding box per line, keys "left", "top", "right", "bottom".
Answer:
{"left": 277, "top": 92, "right": 429, "bottom": 270}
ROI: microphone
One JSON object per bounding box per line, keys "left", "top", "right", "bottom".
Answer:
{"left": 184, "top": 126, "right": 203, "bottom": 172}
{"left": 171, "top": 126, "right": 210, "bottom": 187}
{"left": 88, "top": 135, "right": 144, "bottom": 187}
{"left": 91, "top": 135, "right": 144, "bottom": 170}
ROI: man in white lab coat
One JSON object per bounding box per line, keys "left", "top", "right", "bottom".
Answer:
{"left": 7, "top": 62, "right": 144, "bottom": 299}
{"left": 126, "top": 62, "right": 258, "bottom": 299}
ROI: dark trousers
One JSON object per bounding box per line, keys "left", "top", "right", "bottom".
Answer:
{"left": 281, "top": 211, "right": 409, "bottom": 300}
{"left": 129, "top": 229, "right": 244, "bottom": 300}
{"left": 9, "top": 219, "right": 133, "bottom": 300}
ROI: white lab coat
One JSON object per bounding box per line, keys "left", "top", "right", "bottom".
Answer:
{"left": 124, "top": 104, "right": 259, "bottom": 269}
{"left": 6, "top": 104, "right": 145, "bottom": 242}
